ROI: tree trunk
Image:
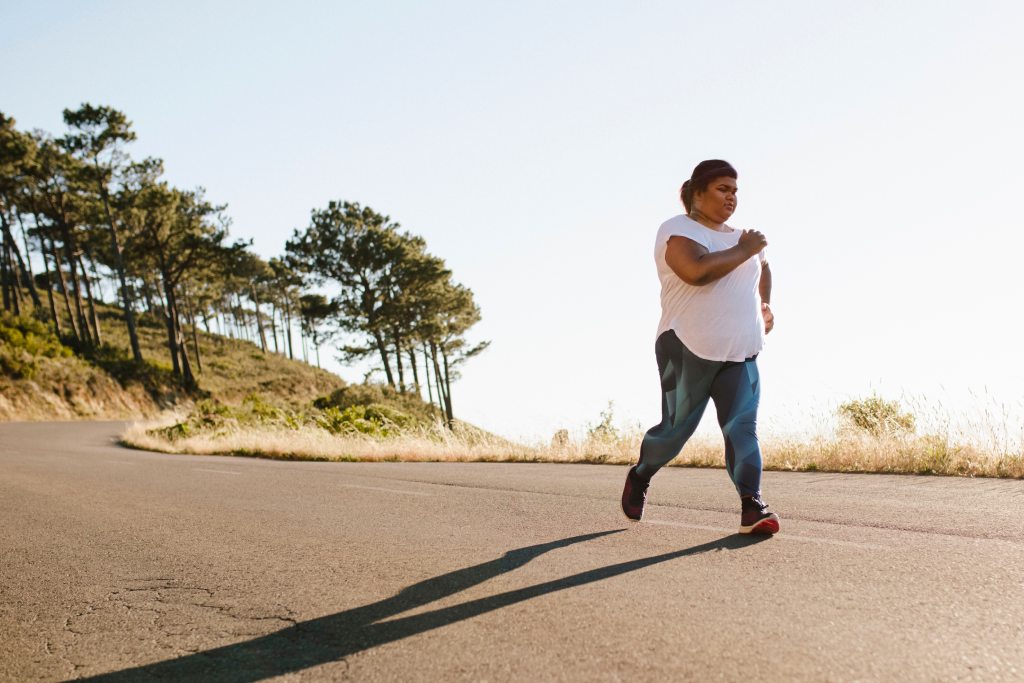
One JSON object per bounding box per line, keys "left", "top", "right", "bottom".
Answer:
{"left": 249, "top": 284, "right": 268, "bottom": 353}
{"left": 1, "top": 230, "right": 11, "bottom": 313}
{"left": 408, "top": 346, "right": 421, "bottom": 396}
{"left": 441, "top": 347, "right": 454, "bottom": 428}
{"left": 46, "top": 231, "right": 79, "bottom": 341}
{"left": 174, "top": 299, "right": 196, "bottom": 389}
{"left": 430, "top": 341, "right": 452, "bottom": 428}
{"left": 8, "top": 242, "right": 25, "bottom": 315}
{"left": 423, "top": 342, "right": 438, "bottom": 415}
{"left": 284, "top": 298, "right": 294, "bottom": 360}
{"left": 161, "top": 279, "right": 182, "bottom": 378}
{"left": 393, "top": 332, "right": 406, "bottom": 393}
{"left": 139, "top": 279, "right": 153, "bottom": 313}
{"left": 37, "top": 232, "right": 61, "bottom": 334}
{"left": 85, "top": 251, "right": 105, "bottom": 305}
{"left": 373, "top": 331, "right": 395, "bottom": 387}
{"left": 94, "top": 161, "right": 143, "bottom": 362}
{"left": 269, "top": 303, "right": 280, "bottom": 354}
{"left": 77, "top": 253, "right": 102, "bottom": 345}
{"left": 4, "top": 212, "right": 42, "bottom": 310}
{"left": 59, "top": 223, "right": 91, "bottom": 346}
{"left": 234, "top": 293, "right": 250, "bottom": 342}
{"left": 163, "top": 280, "right": 195, "bottom": 389}
{"left": 1, "top": 236, "right": 12, "bottom": 313}
{"left": 184, "top": 285, "right": 203, "bottom": 374}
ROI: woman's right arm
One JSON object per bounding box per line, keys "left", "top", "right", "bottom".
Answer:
{"left": 664, "top": 230, "right": 767, "bottom": 286}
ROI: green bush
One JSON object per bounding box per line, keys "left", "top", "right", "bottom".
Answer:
{"left": 0, "top": 314, "right": 71, "bottom": 378}
{"left": 0, "top": 346, "right": 34, "bottom": 379}
{"left": 315, "top": 383, "right": 388, "bottom": 410}
{"left": 147, "top": 377, "right": 438, "bottom": 445}
{"left": 154, "top": 399, "right": 236, "bottom": 441}
{"left": 314, "top": 403, "right": 412, "bottom": 437}
{"left": 364, "top": 404, "right": 413, "bottom": 428}
{"left": 242, "top": 393, "right": 285, "bottom": 422}
{"left": 838, "top": 395, "right": 916, "bottom": 437}
{"left": 0, "top": 313, "right": 70, "bottom": 357}
{"left": 314, "top": 382, "right": 437, "bottom": 424}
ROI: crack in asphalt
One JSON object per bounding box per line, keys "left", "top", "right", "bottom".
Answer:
{"left": 54, "top": 576, "right": 301, "bottom": 674}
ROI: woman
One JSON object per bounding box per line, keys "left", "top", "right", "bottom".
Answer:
{"left": 621, "top": 159, "right": 779, "bottom": 534}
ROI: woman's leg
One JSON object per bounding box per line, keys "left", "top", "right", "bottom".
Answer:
{"left": 634, "top": 331, "right": 721, "bottom": 480}
{"left": 709, "top": 358, "right": 762, "bottom": 498}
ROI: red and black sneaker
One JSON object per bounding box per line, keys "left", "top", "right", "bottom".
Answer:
{"left": 739, "top": 495, "right": 780, "bottom": 535}
{"left": 621, "top": 466, "right": 650, "bottom": 521}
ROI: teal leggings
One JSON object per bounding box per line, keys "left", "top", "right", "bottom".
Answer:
{"left": 635, "top": 330, "right": 763, "bottom": 498}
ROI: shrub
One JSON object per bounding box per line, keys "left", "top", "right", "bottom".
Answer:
{"left": 315, "top": 383, "right": 390, "bottom": 410}
{"left": 242, "top": 393, "right": 284, "bottom": 422}
{"left": 0, "top": 313, "right": 70, "bottom": 358}
{"left": 0, "top": 346, "right": 34, "bottom": 379}
{"left": 314, "top": 403, "right": 413, "bottom": 437}
{"left": 838, "top": 395, "right": 916, "bottom": 437}
{"left": 0, "top": 313, "right": 71, "bottom": 379}
{"left": 314, "top": 382, "right": 437, "bottom": 423}
{"left": 154, "top": 399, "right": 236, "bottom": 441}
{"left": 587, "top": 401, "right": 620, "bottom": 443}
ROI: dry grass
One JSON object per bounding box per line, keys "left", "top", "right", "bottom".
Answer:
{"left": 762, "top": 432, "right": 1024, "bottom": 478}
{"left": 122, "top": 417, "right": 545, "bottom": 463}
{"left": 121, "top": 416, "right": 1024, "bottom": 478}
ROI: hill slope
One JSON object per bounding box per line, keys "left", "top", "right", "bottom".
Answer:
{"left": 0, "top": 306, "right": 346, "bottom": 420}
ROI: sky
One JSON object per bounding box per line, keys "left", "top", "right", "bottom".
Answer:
{"left": 3, "top": 1, "right": 1023, "bottom": 443}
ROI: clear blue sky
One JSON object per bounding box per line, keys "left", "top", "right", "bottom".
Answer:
{"left": 3, "top": 1, "right": 1022, "bottom": 441}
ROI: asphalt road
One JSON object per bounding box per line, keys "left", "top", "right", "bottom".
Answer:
{"left": 2, "top": 421, "right": 1023, "bottom": 682}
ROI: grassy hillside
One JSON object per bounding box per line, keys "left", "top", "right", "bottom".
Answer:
{"left": 0, "top": 302, "right": 347, "bottom": 421}
{"left": 0, "top": 313, "right": 160, "bottom": 420}
{"left": 94, "top": 305, "right": 345, "bottom": 406}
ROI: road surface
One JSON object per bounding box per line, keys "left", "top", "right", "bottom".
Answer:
{"left": 2, "top": 421, "right": 1023, "bottom": 681}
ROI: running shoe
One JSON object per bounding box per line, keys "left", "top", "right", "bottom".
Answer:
{"left": 621, "top": 466, "right": 650, "bottom": 521}
{"left": 739, "top": 495, "right": 780, "bottom": 535}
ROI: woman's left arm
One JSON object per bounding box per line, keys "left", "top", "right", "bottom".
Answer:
{"left": 760, "top": 262, "right": 774, "bottom": 334}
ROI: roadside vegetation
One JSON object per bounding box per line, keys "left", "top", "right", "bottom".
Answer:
{"left": 123, "top": 394, "right": 1024, "bottom": 479}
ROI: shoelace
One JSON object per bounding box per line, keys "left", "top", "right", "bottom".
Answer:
{"left": 743, "top": 496, "right": 768, "bottom": 513}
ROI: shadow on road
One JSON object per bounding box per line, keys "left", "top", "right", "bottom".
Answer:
{"left": 77, "top": 530, "right": 768, "bottom": 682}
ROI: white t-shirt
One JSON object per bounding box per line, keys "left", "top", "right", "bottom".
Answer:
{"left": 655, "top": 214, "right": 766, "bottom": 362}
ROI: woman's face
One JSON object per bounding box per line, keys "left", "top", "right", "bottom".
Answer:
{"left": 693, "top": 176, "right": 738, "bottom": 223}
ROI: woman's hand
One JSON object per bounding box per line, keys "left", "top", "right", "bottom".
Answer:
{"left": 738, "top": 229, "right": 767, "bottom": 256}
{"left": 761, "top": 302, "right": 774, "bottom": 334}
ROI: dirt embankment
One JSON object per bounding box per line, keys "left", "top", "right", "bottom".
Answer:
{"left": 0, "top": 355, "right": 164, "bottom": 421}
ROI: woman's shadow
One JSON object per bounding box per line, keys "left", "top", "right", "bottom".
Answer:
{"left": 79, "top": 530, "right": 768, "bottom": 682}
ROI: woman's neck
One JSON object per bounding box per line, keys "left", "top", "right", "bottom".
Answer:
{"left": 687, "top": 209, "right": 726, "bottom": 231}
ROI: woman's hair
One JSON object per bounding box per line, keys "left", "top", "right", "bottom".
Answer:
{"left": 680, "top": 159, "right": 738, "bottom": 212}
